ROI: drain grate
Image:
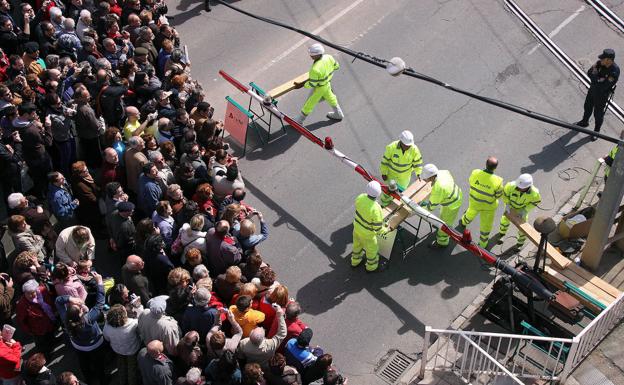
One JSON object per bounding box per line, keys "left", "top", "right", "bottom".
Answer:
{"left": 375, "top": 350, "right": 416, "bottom": 384}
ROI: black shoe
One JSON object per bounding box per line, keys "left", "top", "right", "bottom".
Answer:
{"left": 428, "top": 241, "right": 447, "bottom": 249}
{"left": 456, "top": 223, "right": 466, "bottom": 232}
{"left": 575, "top": 120, "right": 589, "bottom": 128}
{"left": 366, "top": 257, "right": 389, "bottom": 273}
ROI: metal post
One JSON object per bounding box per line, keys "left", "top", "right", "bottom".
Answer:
{"left": 419, "top": 327, "right": 432, "bottom": 379}
{"left": 582, "top": 143, "right": 624, "bottom": 270}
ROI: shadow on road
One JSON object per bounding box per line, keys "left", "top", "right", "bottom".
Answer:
{"left": 521, "top": 131, "right": 592, "bottom": 174}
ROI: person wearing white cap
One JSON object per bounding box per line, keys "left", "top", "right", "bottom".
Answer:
{"left": 351, "top": 181, "right": 390, "bottom": 273}
{"left": 378, "top": 130, "right": 423, "bottom": 207}
{"left": 293, "top": 43, "right": 344, "bottom": 123}
{"left": 420, "top": 164, "right": 462, "bottom": 248}
{"left": 497, "top": 174, "right": 541, "bottom": 250}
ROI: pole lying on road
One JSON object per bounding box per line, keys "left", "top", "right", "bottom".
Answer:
{"left": 219, "top": 70, "right": 555, "bottom": 301}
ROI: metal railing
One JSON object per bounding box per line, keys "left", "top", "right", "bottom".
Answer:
{"left": 420, "top": 293, "right": 624, "bottom": 384}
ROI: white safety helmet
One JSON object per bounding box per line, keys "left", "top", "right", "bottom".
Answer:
{"left": 420, "top": 164, "right": 439, "bottom": 180}
{"left": 308, "top": 43, "right": 325, "bottom": 56}
{"left": 366, "top": 181, "right": 382, "bottom": 198}
{"left": 399, "top": 130, "right": 414, "bottom": 146}
{"left": 516, "top": 174, "right": 533, "bottom": 190}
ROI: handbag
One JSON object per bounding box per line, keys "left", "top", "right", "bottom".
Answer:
{"left": 20, "top": 162, "right": 34, "bottom": 192}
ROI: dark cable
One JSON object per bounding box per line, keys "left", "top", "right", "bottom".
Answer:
{"left": 214, "top": 0, "right": 623, "bottom": 145}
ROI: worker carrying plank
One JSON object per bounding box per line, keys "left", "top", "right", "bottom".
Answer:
{"left": 497, "top": 174, "right": 541, "bottom": 251}
{"left": 419, "top": 164, "right": 462, "bottom": 249}
{"left": 351, "top": 181, "right": 390, "bottom": 273}
{"left": 293, "top": 43, "right": 344, "bottom": 124}
{"left": 458, "top": 157, "right": 504, "bottom": 248}
{"left": 379, "top": 130, "right": 423, "bottom": 208}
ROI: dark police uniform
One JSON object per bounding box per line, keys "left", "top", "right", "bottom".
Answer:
{"left": 577, "top": 49, "right": 620, "bottom": 136}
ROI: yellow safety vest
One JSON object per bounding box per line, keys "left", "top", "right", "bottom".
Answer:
{"left": 428, "top": 170, "right": 462, "bottom": 209}
{"left": 502, "top": 182, "right": 541, "bottom": 212}
{"left": 468, "top": 169, "right": 503, "bottom": 210}
{"left": 379, "top": 141, "right": 423, "bottom": 180}
{"left": 353, "top": 194, "right": 384, "bottom": 235}
{"left": 305, "top": 55, "right": 339, "bottom": 88}
{"left": 605, "top": 145, "right": 618, "bottom": 177}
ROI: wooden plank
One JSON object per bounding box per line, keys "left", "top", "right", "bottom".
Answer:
{"left": 383, "top": 180, "right": 432, "bottom": 230}
{"left": 505, "top": 211, "right": 571, "bottom": 269}
{"left": 268, "top": 73, "right": 309, "bottom": 98}
{"left": 541, "top": 267, "right": 604, "bottom": 315}
{"left": 553, "top": 265, "right": 617, "bottom": 304}
{"left": 566, "top": 263, "right": 622, "bottom": 298}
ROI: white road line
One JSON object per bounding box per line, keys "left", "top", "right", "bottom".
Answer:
{"left": 527, "top": 5, "right": 585, "bottom": 55}
{"left": 255, "top": 0, "right": 366, "bottom": 74}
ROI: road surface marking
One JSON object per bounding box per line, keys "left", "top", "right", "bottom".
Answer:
{"left": 255, "top": 0, "right": 366, "bottom": 74}
{"left": 528, "top": 5, "right": 585, "bottom": 55}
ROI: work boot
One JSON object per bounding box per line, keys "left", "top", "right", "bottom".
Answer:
{"left": 326, "top": 105, "right": 344, "bottom": 121}
{"left": 496, "top": 233, "right": 505, "bottom": 245}
{"left": 456, "top": 222, "right": 465, "bottom": 232}
{"left": 366, "top": 257, "right": 388, "bottom": 273}
{"left": 428, "top": 240, "right": 447, "bottom": 249}
{"left": 295, "top": 113, "right": 307, "bottom": 125}
{"left": 575, "top": 120, "right": 589, "bottom": 128}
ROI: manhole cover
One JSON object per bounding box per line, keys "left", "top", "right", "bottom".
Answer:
{"left": 375, "top": 350, "right": 417, "bottom": 384}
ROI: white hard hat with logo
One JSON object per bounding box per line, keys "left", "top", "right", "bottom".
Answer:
{"left": 366, "top": 181, "right": 382, "bottom": 198}
{"left": 399, "top": 130, "right": 414, "bottom": 146}
{"left": 420, "top": 164, "right": 439, "bottom": 180}
{"left": 516, "top": 174, "right": 533, "bottom": 189}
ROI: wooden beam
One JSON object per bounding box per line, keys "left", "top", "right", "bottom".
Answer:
{"left": 504, "top": 211, "right": 571, "bottom": 269}
{"left": 268, "top": 73, "right": 309, "bottom": 98}
{"left": 383, "top": 180, "right": 432, "bottom": 230}
{"left": 566, "top": 263, "right": 622, "bottom": 298}
{"left": 550, "top": 265, "right": 617, "bottom": 304}
{"left": 541, "top": 267, "right": 605, "bottom": 315}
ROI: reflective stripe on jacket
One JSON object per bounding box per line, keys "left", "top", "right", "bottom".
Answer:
{"left": 353, "top": 193, "right": 384, "bottom": 234}
{"left": 379, "top": 141, "right": 423, "bottom": 179}
{"left": 502, "top": 182, "right": 541, "bottom": 211}
{"left": 305, "top": 54, "right": 340, "bottom": 88}
{"left": 429, "top": 170, "right": 462, "bottom": 209}
{"left": 468, "top": 169, "right": 503, "bottom": 209}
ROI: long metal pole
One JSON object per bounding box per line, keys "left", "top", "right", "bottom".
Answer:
{"left": 581, "top": 143, "right": 624, "bottom": 269}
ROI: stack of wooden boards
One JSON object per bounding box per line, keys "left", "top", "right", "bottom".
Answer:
{"left": 267, "top": 73, "right": 309, "bottom": 99}
{"left": 382, "top": 180, "right": 432, "bottom": 229}
{"left": 505, "top": 212, "right": 621, "bottom": 314}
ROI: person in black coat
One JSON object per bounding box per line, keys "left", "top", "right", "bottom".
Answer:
{"left": 143, "top": 234, "right": 174, "bottom": 295}
{"left": 22, "top": 353, "right": 57, "bottom": 385}
{"left": 0, "top": 15, "right": 30, "bottom": 56}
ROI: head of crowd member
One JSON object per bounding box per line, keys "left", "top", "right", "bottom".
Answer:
{"left": 76, "top": 259, "right": 92, "bottom": 276}
{"left": 193, "top": 287, "right": 211, "bottom": 308}
{"left": 125, "top": 254, "right": 145, "bottom": 272}
{"left": 214, "top": 220, "right": 230, "bottom": 238}
{"left": 125, "top": 105, "right": 140, "bottom": 123}
{"left": 243, "top": 363, "right": 264, "bottom": 383}
{"left": 13, "top": 251, "right": 39, "bottom": 274}
{"left": 160, "top": 141, "right": 176, "bottom": 161}
{"left": 7, "top": 192, "right": 27, "bottom": 210}
{"left": 0, "top": 15, "right": 11, "bottom": 32}
{"left": 146, "top": 339, "right": 165, "bottom": 359}
{"left": 188, "top": 214, "right": 204, "bottom": 233}
{"left": 167, "top": 183, "right": 184, "bottom": 202}
{"left": 142, "top": 134, "right": 158, "bottom": 151}
{"left": 147, "top": 296, "right": 167, "bottom": 319}
{"left": 269, "top": 285, "right": 289, "bottom": 307}
{"left": 195, "top": 183, "right": 213, "bottom": 201}
{"left": 79, "top": 9, "right": 92, "bottom": 26}
{"left": 61, "top": 17, "right": 76, "bottom": 33}
{"left": 136, "top": 218, "right": 159, "bottom": 243}
{"left": 22, "top": 279, "right": 40, "bottom": 302}
{"left": 167, "top": 267, "right": 191, "bottom": 289}
{"left": 48, "top": 171, "right": 67, "bottom": 188}
{"left": 51, "top": 262, "right": 72, "bottom": 283}
{"left": 156, "top": 90, "right": 172, "bottom": 108}
{"left": 209, "top": 328, "right": 226, "bottom": 352}
{"left": 102, "top": 38, "right": 117, "bottom": 54}
{"left": 107, "top": 283, "right": 130, "bottom": 306}
{"left": 128, "top": 135, "right": 145, "bottom": 151}
{"left": 133, "top": 46, "right": 148, "bottom": 64}
{"left": 0, "top": 0, "right": 9, "bottom": 14}
{"left": 225, "top": 265, "right": 242, "bottom": 284}
{"left": 485, "top": 156, "right": 498, "bottom": 172}
{"left": 158, "top": 117, "right": 171, "bottom": 132}
{"left": 7, "top": 215, "right": 28, "bottom": 233}
{"left": 104, "top": 127, "right": 123, "bottom": 147}
{"left": 239, "top": 219, "right": 257, "bottom": 238}
{"left": 106, "top": 304, "right": 128, "bottom": 328}
{"left": 127, "top": 13, "right": 141, "bottom": 28}
{"left": 74, "top": 87, "right": 91, "bottom": 104}
{"left": 184, "top": 367, "right": 203, "bottom": 385}
{"left": 149, "top": 150, "right": 167, "bottom": 171}
{"left": 599, "top": 48, "right": 616, "bottom": 67}
{"left": 398, "top": 130, "right": 414, "bottom": 151}
{"left": 0, "top": 85, "right": 12, "bottom": 104}
{"left": 225, "top": 165, "right": 239, "bottom": 182}
{"left": 49, "top": 6, "right": 63, "bottom": 24}
{"left": 117, "top": 201, "right": 135, "bottom": 218}
{"left": 105, "top": 181, "right": 123, "bottom": 200}
{"left": 221, "top": 204, "right": 241, "bottom": 227}
{"left": 196, "top": 101, "right": 213, "bottom": 119}
{"left": 104, "top": 147, "right": 119, "bottom": 165}
{"left": 235, "top": 295, "right": 252, "bottom": 314}
{"left": 23, "top": 353, "right": 48, "bottom": 379}
{"left": 195, "top": 276, "right": 212, "bottom": 292}
{"left": 17, "top": 102, "right": 37, "bottom": 121}
{"left": 57, "top": 371, "right": 81, "bottom": 385}
{"left": 192, "top": 264, "right": 209, "bottom": 282}
{"left": 258, "top": 267, "right": 277, "bottom": 290}
{"left": 268, "top": 353, "right": 290, "bottom": 376}
{"left": 71, "top": 161, "right": 91, "bottom": 182}
{"left": 185, "top": 143, "right": 201, "bottom": 160}
{"left": 184, "top": 247, "right": 202, "bottom": 267}
{"left": 238, "top": 282, "right": 257, "bottom": 299}
{"left": 155, "top": 201, "right": 172, "bottom": 219}
{"left": 285, "top": 301, "right": 302, "bottom": 322}
{"left": 142, "top": 162, "right": 159, "bottom": 180}
{"left": 71, "top": 226, "right": 91, "bottom": 247}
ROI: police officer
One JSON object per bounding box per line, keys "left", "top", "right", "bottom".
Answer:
{"left": 351, "top": 181, "right": 390, "bottom": 273}
{"left": 419, "top": 164, "right": 462, "bottom": 248}
{"left": 379, "top": 130, "right": 423, "bottom": 207}
{"left": 496, "top": 174, "right": 541, "bottom": 250}
{"left": 458, "top": 157, "right": 504, "bottom": 248}
{"left": 294, "top": 43, "right": 344, "bottom": 124}
{"left": 576, "top": 49, "right": 620, "bottom": 141}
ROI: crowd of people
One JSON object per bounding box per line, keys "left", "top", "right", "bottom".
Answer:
{"left": 0, "top": 0, "right": 347, "bottom": 384}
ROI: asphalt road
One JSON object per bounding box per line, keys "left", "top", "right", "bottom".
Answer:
{"left": 162, "top": 0, "right": 624, "bottom": 382}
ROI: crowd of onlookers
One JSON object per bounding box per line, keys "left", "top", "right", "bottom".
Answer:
{"left": 0, "top": 0, "right": 347, "bottom": 383}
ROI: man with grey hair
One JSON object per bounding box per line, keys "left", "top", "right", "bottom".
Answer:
{"left": 237, "top": 303, "right": 287, "bottom": 368}
{"left": 183, "top": 367, "right": 203, "bottom": 385}
{"left": 149, "top": 150, "right": 174, "bottom": 191}
{"left": 76, "top": 9, "right": 91, "bottom": 40}
{"left": 181, "top": 287, "right": 216, "bottom": 341}
{"left": 124, "top": 135, "right": 148, "bottom": 196}
{"left": 102, "top": 37, "right": 126, "bottom": 70}
{"left": 49, "top": 6, "right": 64, "bottom": 33}
{"left": 138, "top": 296, "right": 181, "bottom": 356}
{"left": 192, "top": 264, "right": 209, "bottom": 282}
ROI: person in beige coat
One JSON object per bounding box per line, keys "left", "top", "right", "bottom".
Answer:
{"left": 55, "top": 225, "right": 95, "bottom": 265}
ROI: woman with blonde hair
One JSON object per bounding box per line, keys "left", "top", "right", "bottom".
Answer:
{"left": 179, "top": 214, "right": 207, "bottom": 262}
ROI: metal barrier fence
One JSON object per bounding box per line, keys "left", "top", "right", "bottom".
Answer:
{"left": 420, "top": 293, "right": 624, "bottom": 384}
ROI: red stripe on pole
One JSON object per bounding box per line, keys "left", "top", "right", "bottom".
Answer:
{"left": 219, "top": 70, "right": 251, "bottom": 93}
{"left": 282, "top": 116, "right": 325, "bottom": 147}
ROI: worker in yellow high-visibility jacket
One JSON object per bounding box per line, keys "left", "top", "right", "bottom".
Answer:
{"left": 293, "top": 43, "right": 343, "bottom": 124}
{"left": 379, "top": 130, "right": 423, "bottom": 207}
{"left": 458, "top": 157, "right": 504, "bottom": 248}
{"left": 419, "top": 164, "right": 462, "bottom": 248}
{"left": 351, "top": 181, "right": 390, "bottom": 273}
{"left": 497, "top": 174, "right": 541, "bottom": 250}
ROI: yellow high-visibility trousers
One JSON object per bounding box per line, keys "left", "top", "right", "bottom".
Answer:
{"left": 437, "top": 204, "right": 461, "bottom": 246}
{"left": 461, "top": 206, "right": 496, "bottom": 248}
{"left": 499, "top": 210, "right": 528, "bottom": 246}
{"left": 301, "top": 84, "right": 339, "bottom": 116}
{"left": 351, "top": 228, "right": 379, "bottom": 271}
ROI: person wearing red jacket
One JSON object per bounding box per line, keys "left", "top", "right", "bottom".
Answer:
{"left": 16, "top": 280, "right": 57, "bottom": 358}
{"left": 275, "top": 301, "right": 308, "bottom": 354}
{"left": 0, "top": 336, "right": 21, "bottom": 384}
